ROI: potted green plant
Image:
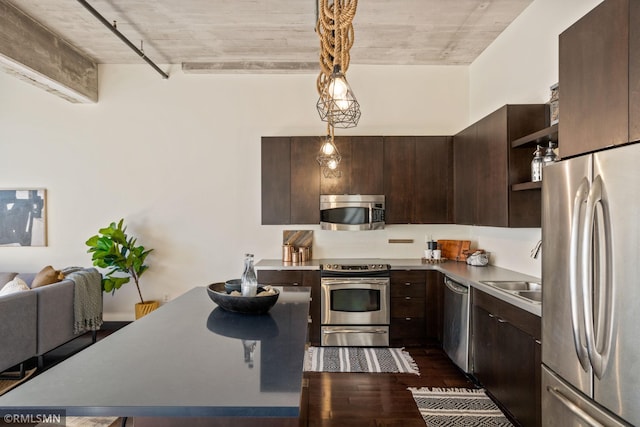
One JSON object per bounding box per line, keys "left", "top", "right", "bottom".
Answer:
{"left": 86, "top": 218, "right": 156, "bottom": 319}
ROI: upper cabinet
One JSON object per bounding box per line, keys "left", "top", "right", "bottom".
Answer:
{"left": 262, "top": 135, "right": 453, "bottom": 225}
{"left": 261, "top": 137, "right": 291, "bottom": 225}
{"left": 321, "top": 136, "right": 384, "bottom": 195}
{"left": 560, "top": 0, "right": 640, "bottom": 157}
{"left": 384, "top": 136, "right": 453, "bottom": 224}
{"left": 261, "top": 136, "right": 319, "bottom": 225}
{"left": 453, "top": 124, "right": 477, "bottom": 225}
{"left": 453, "top": 105, "right": 546, "bottom": 228}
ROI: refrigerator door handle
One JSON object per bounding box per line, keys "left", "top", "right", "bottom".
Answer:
{"left": 546, "top": 386, "right": 606, "bottom": 427}
{"left": 570, "top": 178, "right": 591, "bottom": 371}
{"left": 582, "top": 175, "right": 614, "bottom": 379}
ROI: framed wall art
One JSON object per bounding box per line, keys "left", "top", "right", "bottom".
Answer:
{"left": 0, "top": 189, "right": 47, "bottom": 247}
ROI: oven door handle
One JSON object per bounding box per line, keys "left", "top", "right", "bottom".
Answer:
{"left": 322, "top": 328, "right": 388, "bottom": 334}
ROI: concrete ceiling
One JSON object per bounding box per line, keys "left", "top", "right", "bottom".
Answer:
{"left": 5, "top": 0, "right": 532, "bottom": 68}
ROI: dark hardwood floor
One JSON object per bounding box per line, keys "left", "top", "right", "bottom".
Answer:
{"left": 305, "top": 345, "right": 476, "bottom": 427}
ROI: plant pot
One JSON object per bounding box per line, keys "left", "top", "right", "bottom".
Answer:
{"left": 135, "top": 300, "right": 159, "bottom": 319}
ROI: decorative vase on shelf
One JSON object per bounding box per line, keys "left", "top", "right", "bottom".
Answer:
{"left": 531, "top": 145, "right": 544, "bottom": 182}
{"left": 542, "top": 142, "right": 558, "bottom": 168}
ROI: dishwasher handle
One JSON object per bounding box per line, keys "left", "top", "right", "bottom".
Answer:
{"left": 444, "top": 276, "right": 468, "bottom": 295}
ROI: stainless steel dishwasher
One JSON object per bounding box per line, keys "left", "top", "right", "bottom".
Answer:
{"left": 442, "top": 275, "right": 470, "bottom": 373}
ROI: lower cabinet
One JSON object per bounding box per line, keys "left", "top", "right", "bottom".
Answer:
{"left": 390, "top": 270, "right": 443, "bottom": 347}
{"left": 257, "top": 269, "right": 321, "bottom": 346}
{"left": 471, "top": 289, "right": 541, "bottom": 427}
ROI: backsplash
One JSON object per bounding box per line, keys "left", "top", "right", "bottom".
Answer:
{"left": 273, "top": 224, "right": 541, "bottom": 278}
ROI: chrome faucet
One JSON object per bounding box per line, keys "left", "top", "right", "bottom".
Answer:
{"left": 531, "top": 240, "right": 542, "bottom": 259}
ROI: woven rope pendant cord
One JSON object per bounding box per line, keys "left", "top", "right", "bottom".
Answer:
{"left": 316, "top": 0, "right": 360, "bottom": 129}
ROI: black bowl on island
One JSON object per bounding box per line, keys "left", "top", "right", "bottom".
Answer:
{"left": 207, "top": 282, "right": 279, "bottom": 314}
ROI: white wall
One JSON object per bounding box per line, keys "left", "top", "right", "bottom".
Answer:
{"left": 0, "top": 0, "right": 604, "bottom": 319}
{"left": 0, "top": 64, "right": 468, "bottom": 319}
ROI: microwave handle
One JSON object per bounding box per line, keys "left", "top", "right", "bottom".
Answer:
{"left": 369, "top": 203, "right": 373, "bottom": 229}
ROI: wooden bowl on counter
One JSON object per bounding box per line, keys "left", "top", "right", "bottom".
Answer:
{"left": 207, "top": 282, "right": 279, "bottom": 314}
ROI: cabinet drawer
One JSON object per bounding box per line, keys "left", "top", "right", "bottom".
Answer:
{"left": 390, "top": 317, "right": 426, "bottom": 338}
{"left": 391, "top": 297, "right": 425, "bottom": 318}
{"left": 391, "top": 281, "right": 426, "bottom": 298}
{"left": 257, "top": 270, "right": 304, "bottom": 286}
{"left": 390, "top": 270, "right": 426, "bottom": 284}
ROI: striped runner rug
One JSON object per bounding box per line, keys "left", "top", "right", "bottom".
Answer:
{"left": 408, "top": 387, "right": 513, "bottom": 426}
{"left": 304, "top": 347, "right": 419, "bottom": 375}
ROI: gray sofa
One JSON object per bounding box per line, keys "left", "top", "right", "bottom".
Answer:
{"left": 0, "top": 289, "right": 37, "bottom": 376}
{"left": 0, "top": 268, "right": 103, "bottom": 375}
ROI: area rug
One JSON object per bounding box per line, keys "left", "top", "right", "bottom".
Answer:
{"left": 408, "top": 387, "right": 513, "bottom": 426}
{"left": 0, "top": 367, "right": 36, "bottom": 396}
{"left": 304, "top": 346, "right": 419, "bottom": 375}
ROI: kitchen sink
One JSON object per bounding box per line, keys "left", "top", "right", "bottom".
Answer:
{"left": 480, "top": 281, "right": 542, "bottom": 304}
{"left": 514, "top": 290, "right": 542, "bottom": 302}
{"left": 481, "top": 281, "right": 542, "bottom": 291}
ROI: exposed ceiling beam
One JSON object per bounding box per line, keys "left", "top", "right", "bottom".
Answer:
{"left": 0, "top": 1, "right": 98, "bottom": 103}
{"left": 182, "top": 61, "right": 318, "bottom": 74}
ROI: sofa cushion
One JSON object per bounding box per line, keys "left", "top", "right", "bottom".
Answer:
{"left": 31, "top": 266, "right": 64, "bottom": 288}
{"left": 0, "top": 277, "right": 30, "bottom": 296}
{"left": 0, "top": 272, "right": 18, "bottom": 289}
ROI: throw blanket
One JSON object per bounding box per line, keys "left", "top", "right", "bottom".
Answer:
{"left": 63, "top": 267, "right": 103, "bottom": 334}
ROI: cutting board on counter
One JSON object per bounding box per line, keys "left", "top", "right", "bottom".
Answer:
{"left": 437, "top": 240, "right": 471, "bottom": 261}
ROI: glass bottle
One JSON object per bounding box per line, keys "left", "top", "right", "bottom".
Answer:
{"left": 531, "top": 145, "right": 544, "bottom": 182}
{"left": 241, "top": 253, "right": 258, "bottom": 297}
{"left": 542, "top": 142, "right": 558, "bottom": 168}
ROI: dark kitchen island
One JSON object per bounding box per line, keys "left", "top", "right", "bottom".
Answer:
{"left": 0, "top": 286, "right": 311, "bottom": 427}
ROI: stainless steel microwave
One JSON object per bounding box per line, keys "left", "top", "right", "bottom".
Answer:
{"left": 320, "top": 195, "right": 385, "bottom": 231}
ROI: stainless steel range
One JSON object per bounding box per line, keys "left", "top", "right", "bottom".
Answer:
{"left": 320, "top": 261, "right": 390, "bottom": 347}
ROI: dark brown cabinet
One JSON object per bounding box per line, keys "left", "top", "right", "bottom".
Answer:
{"left": 321, "top": 136, "right": 383, "bottom": 195}
{"left": 453, "top": 124, "right": 477, "bottom": 225}
{"left": 261, "top": 136, "right": 320, "bottom": 225}
{"left": 263, "top": 135, "right": 452, "bottom": 225}
{"left": 559, "top": 0, "right": 639, "bottom": 158}
{"left": 389, "top": 269, "right": 443, "bottom": 347}
{"left": 390, "top": 270, "right": 426, "bottom": 347}
{"left": 471, "top": 289, "right": 541, "bottom": 427}
{"left": 453, "top": 105, "right": 546, "bottom": 227}
{"left": 425, "top": 271, "right": 445, "bottom": 343}
{"left": 384, "top": 136, "right": 453, "bottom": 224}
{"left": 261, "top": 137, "right": 291, "bottom": 225}
{"left": 257, "top": 269, "right": 321, "bottom": 346}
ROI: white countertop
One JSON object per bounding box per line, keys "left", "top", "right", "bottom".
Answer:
{"left": 255, "top": 258, "right": 542, "bottom": 316}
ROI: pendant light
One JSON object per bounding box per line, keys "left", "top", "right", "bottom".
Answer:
{"left": 317, "top": 65, "right": 361, "bottom": 128}
{"left": 316, "top": 0, "right": 360, "bottom": 129}
{"left": 316, "top": 125, "right": 342, "bottom": 177}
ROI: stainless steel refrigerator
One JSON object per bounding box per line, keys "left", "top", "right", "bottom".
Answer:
{"left": 542, "top": 143, "right": 640, "bottom": 426}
